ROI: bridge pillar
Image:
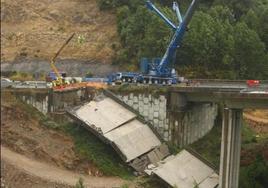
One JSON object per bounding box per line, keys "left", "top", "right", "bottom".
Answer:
{"left": 219, "top": 108, "right": 242, "bottom": 188}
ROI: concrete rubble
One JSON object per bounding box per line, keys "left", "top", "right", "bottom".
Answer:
{"left": 145, "top": 150, "right": 219, "bottom": 188}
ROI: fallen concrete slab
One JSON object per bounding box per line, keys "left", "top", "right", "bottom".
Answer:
{"left": 145, "top": 150, "right": 219, "bottom": 188}
{"left": 70, "top": 97, "right": 136, "bottom": 134}
{"left": 67, "top": 96, "right": 162, "bottom": 163}
{"left": 104, "top": 119, "right": 161, "bottom": 162}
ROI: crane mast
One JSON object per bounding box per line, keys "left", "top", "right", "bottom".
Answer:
{"left": 146, "top": 0, "right": 199, "bottom": 77}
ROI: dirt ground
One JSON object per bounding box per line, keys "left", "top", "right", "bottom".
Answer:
{"left": 244, "top": 109, "right": 268, "bottom": 134}
{"left": 1, "top": 0, "right": 119, "bottom": 63}
{"left": 1, "top": 158, "right": 72, "bottom": 188}
{"left": 1, "top": 104, "right": 102, "bottom": 176}
{"left": 0, "top": 95, "right": 134, "bottom": 187}
{"left": 1, "top": 146, "right": 128, "bottom": 188}
{"left": 241, "top": 109, "right": 268, "bottom": 166}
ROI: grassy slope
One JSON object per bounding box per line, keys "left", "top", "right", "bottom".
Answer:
{"left": 60, "top": 122, "right": 134, "bottom": 179}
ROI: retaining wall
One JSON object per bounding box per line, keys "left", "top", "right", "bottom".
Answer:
{"left": 117, "top": 93, "right": 218, "bottom": 147}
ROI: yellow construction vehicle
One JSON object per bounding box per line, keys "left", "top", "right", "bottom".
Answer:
{"left": 48, "top": 33, "right": 75, "bottom": 88}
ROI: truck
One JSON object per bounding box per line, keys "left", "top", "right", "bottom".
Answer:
{"left": 108, "top": 0, "right": 199, "bottom": 85}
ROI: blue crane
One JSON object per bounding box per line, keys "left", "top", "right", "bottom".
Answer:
{"left": 108, "top": 0, "right": 199, "bottom": 85}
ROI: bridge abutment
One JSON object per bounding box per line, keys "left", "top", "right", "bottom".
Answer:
{"left": 219, "top": 108, "right": 242, "bottom": 188}
{"left": 4, "top": 88, "right": 92, "bottom": 114}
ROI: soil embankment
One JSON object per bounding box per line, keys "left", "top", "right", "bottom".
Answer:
{"left": 1, "top": 104, "right": 99, "bottom": 175}
{"left": 0, "top": 94, "right": 133, "bottom": 188}
{"left": 1, "top": 0, "right": 119, "bottom": 64}
{"left": 1, "top": 146, "right": 126, "bottom": 188}
{"left": 244, "top": 110, "right": 268, "bottom": 134}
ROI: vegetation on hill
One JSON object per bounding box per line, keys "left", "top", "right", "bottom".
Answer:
{"left": 97, "top": 0, "right": 268, "bottom": 79}
{"left": 191, "top": 119, "right": 268, "bottom": 188}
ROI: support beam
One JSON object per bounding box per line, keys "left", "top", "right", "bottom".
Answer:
{"left": 219, "top": 108, "right": 242, "bottom": 188}
{"left": 146, "top": 1, "right": 177, "bottom": 31}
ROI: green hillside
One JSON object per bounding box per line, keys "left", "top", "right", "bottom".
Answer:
{"left": 98, "top": 0, "right": 268, "bottom": 79}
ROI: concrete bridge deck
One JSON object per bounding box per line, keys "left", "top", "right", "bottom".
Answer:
{"left": 169, "top": 85, "right": 268, "bottom": 108}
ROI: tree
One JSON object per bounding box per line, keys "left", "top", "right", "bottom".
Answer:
{"left": 232, "top": 22, "right": 268, "bottom": 79}
{"left": 242, "top": 3, "right": 268, "bottom": 50}
{"left": 240, "top": 155, "right": 268, "bottom": 188}
{"left": 103, "top": 0, "right": 268, "bottom": 79}
{"left": 214, "top": 0, "right": 255, "bottom": 18}
{"left": 176, "top": 6, "right": 236, "bottom": 78}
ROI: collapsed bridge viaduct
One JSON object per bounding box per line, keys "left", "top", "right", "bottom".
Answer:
{"left": 3, "top": 80, "right": 268, "bottom": 188}
{"left": 109, "top": 82, "right": 268, "bottom": 187}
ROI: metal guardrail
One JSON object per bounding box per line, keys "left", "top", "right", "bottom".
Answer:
{"left": 190, "top": 79, "right": 268, "bottom": 84}
{"left": 2, "top": 78, "right": 268, "bottom": 93}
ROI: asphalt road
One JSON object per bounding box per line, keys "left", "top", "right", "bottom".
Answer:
{"left": 1, "top": 79, "right": 51, "bottom": 89}
{"left": 1, "top": 78, "right": 268, "bottom": 94}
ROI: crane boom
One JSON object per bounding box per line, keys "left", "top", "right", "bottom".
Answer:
{"left": 146, "top": 1, "right": 177, "bottom": 31}
{"left": 158, "top": 0, "right": 198, "bottom": 75}
{"left": 147, "top": 0, "right": 199, "bottom": 77}
{"left": 51, "top": 33, "right": 75, "bottom": 63}
{"left": 50, "top": 33, "right": 75, "bottom": 81}
{"left": 173, "top": 2, "right": 182, "bottom": 24}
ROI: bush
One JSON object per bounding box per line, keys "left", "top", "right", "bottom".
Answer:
{"left": 97, "top": 0, "right": 118, "bottom": 10}
{"left": 61, "top": 123, "right": 133, "bottom": 179}
{"left": 10, "top": 72, "right": 34, "bottom": 81}
{"left": 240, "top": 154, "right": 268, "bottom": 188}
{"left": 85, "top": 71, "right": 94, "bottom": 78}
{"left": 75, "top": 177, "right": 85, "bottom": 188}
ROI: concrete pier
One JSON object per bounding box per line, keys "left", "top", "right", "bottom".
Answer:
{"left": 219, "top": 108, "right": 242, "bottom": 188}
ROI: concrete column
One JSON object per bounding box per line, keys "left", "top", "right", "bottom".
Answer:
{"left": 48, "top": 89, "right": 53, "bottom": 113}
{"left": 219, "top": 108, "right": 242, "bottom": 188}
